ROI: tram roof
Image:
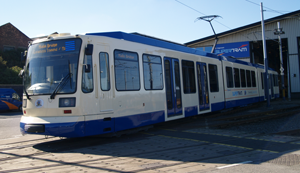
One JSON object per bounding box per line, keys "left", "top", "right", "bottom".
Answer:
{"left": 86, "top": 31, "right": 274, "bottom": 69}
{"left": 86, "top": 31, "right": 220, "bottom": 59}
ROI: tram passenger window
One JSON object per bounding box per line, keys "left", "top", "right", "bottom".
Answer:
{"left": 240, "top": 69, "right": 246, "bottom": 87}
{"left": 208, "top": 64, "right": 219, "bottom": 92}
{"left": 226, "top": 67, "right": 234, "bottom": 88}
{"left": 234, "top": 68, "right": 240, "bottom": 88}
{"left": 246, "top": 70, "right": 251, "bottom": 87}
{"left": 143, "top": 54, "right": 163, "bottom": 90}
{"left": 99, "top": 52, "right": 110, "bottom": 91}
{"left": 82, "top": 55, "right": 94, "bottom": 93}
{"left": 251, "top": 71, "right": 256, "bottom": 87}
{"left": 182, "top": 60, "right": 196, "bottom": 93}
{"left": 114, "top": 50, "right": 140, "bottom": 91}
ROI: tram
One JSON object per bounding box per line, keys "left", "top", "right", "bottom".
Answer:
{"left": 20, "top": 32, "right": 279, "bottom": 137}
{"left": 0, "top": 88, "right": 22, "bottom": 112}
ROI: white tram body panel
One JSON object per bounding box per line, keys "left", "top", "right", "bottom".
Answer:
{"left": 222, "top": 59, "right": 260, "bottom": 108}
{"left": 20, "top": 32, "right": 279, "bottom": 138}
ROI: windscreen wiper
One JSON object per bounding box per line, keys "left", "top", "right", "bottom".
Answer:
{"left": 68, "top": 60, "right": 72, "bottom": 89}
{"left": 50, "top": 73, "right": 71, "bottom": 99}
{"left": 23, "top": 85, "right": 31, "bottom": 100}
{"left": 21, "top": 70, "right": 31, "bottom": 100}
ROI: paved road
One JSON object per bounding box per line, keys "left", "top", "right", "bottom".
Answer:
{"left": 0, "top": 111, "right": 23, "bottom": 140}
{"left": 1, "top": 102, "right": 300, "bottom": 172}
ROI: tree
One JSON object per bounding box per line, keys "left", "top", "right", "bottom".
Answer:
{"left": 0, "top": 49, "right": 25, "bottom": 84}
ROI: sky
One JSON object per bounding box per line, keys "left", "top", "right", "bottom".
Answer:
{"left": 0, "top": 0, "right": 299, "bottom": 44}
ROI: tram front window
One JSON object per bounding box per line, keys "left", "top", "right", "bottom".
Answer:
{"left": 23, "top": 39, "right": 82, "bottom": 95}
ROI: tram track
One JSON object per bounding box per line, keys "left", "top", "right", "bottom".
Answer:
{"left": 0, "top": 137, "right": 216, "bottom": 172}
{"left": 1, "top": 123, "right": 294, "bottom": 173}
{"left": 209, "top": 107, "right": 300, "bottom": 129}
{"left": 0, "top": 136, "right": 56, "bottom": 146}
{"left": 1, "top": 103, "right": 299, "bottom": 155}
{"left": 154, "top": 103, "right": 300, "bottom": 133}
{"left": 0, "top": 137, "right": 57, "bottom": 152}
{"left": 276, "top": 129, "right": 300, "bottom": 136}
{"left": 0, "top": 134, "right": 257, "bottom": 173}
{"left": 205, "top": 103, "right": 261, "bottom": 119}
{"left": 0, "top": 136, "right": 115, "bottom": 162}
{"left": 153, "top": 103, "right": 264, "bottom": 131}
{"left": 0, "top": 150, "right": 256, "bottom": 173}
{"left": 1, "top": 101, "right": 300, "bottom": 172}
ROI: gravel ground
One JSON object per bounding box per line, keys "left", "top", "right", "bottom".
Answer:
{"left": 227, "top": 99, "right": 300, "bottom": 134}
{"left": 227, "top": 113, "right": 300, "bottom": 134}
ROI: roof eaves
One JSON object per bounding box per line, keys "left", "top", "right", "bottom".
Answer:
{"left": 185, "top": 9, "right": 300, "bottom": 46}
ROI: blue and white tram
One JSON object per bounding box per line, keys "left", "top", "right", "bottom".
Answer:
{"left": 20, "top": 32, "right": 279, "bottom": 137}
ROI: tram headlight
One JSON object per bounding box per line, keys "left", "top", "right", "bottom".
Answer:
{"left": 59, "top": 98, "right": 76, "bottom": 107}
{"left": 23, "top": 99, "right": 27, "bottom": 108}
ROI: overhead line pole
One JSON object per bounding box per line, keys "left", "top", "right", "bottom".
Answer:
{"left": 274, "top": 22, "right": 285, "bottom": 100}
{"left": 261, "top": 2, "right": 270, "bottom": 107}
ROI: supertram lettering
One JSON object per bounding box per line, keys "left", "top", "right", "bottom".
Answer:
{"left": 232, "top": 91, "right": 243, "bottom": 96}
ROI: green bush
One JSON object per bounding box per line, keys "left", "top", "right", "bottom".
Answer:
{"left": 0, "top": 49, "right": 25, "bottom": 84}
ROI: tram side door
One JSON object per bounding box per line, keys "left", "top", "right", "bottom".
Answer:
{"left": 96, "top": 45, "right": 113, "bottom": 113}
{"left": 164, "top": 57, "right": 182, "bottom": 117}
{"left": 197, "top": 62, "right": 210, "bottom": 111}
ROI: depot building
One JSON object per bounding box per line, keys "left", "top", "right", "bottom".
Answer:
{"left": 185, "top": 10, "right": 300, "bottom": 99}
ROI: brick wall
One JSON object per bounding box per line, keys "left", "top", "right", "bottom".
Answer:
{"left": 0, "top": 23, "right": 32, "bottom": 51}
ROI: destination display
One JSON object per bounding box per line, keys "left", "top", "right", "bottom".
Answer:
{"left": 33, "top": 40, "right": 78, "bottom": 55}
{"left": 115, "top": 50, "right": 138, "bottom": 61}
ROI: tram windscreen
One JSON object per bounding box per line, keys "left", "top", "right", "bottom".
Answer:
{"left": 24, "top": 39, "right": 82, "bottom": 95}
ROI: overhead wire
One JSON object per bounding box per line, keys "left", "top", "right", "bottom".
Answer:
{"left": 245, "top": 0, "right": 287, "bottom": 15}
{"left": 174, "top": 0, "right": 292, "bottom": 43}
{"left": 175, "top": 0, "right": 232, "bottom": 30}
{"left": 174, "top": 0, "right": 252, "bottom": 41}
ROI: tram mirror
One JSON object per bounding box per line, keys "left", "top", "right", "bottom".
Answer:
{"left": 21, "top": 51, "right": 27, "bottom": 61}
{"left": 85, "top": 44, "right": 93, "bottom": 55}
{"left": 18, "top": 69, "right": 24, "bottom": 78}
{"left": 84, "top": 64, "right": 91, "bottom": 73}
